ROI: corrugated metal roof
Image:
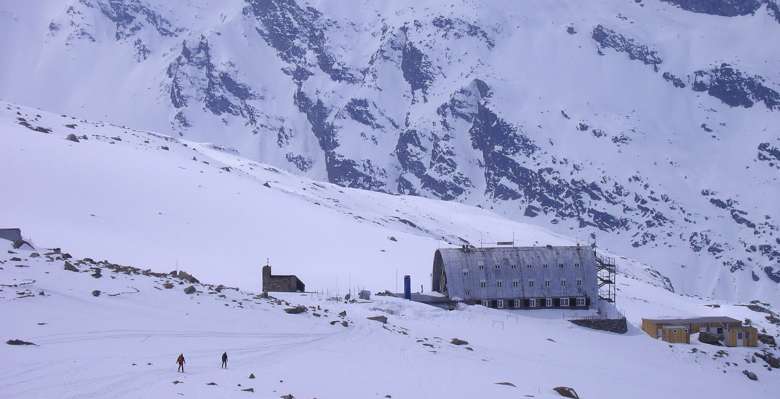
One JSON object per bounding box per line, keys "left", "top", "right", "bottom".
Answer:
{"left": 432, "top": 245, "right": 598, "bottom": 302}
{"left": 643, "top": 317, "right": 742, "bottom": 325}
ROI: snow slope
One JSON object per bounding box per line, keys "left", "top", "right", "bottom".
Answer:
{"left": 2, "top": 239, "right": 779, "bottom": 399}
{"left": 0, "top": 0, "right": 778, "bottom": 304}
{"left": 0, "top": 100, "right": 575, "bottom": 294}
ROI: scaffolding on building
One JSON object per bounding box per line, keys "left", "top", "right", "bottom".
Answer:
{"left": 595, "top": 252, "right": 616, "bottom": 303}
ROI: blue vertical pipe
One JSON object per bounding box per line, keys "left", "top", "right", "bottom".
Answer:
{"left": 403, "top": 275, "right": 411, "bottom": 300}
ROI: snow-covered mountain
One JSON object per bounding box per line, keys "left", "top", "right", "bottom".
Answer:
{"left": 0, "top": 0, "right": 779, "bottom": 303}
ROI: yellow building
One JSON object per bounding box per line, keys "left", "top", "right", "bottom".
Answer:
{"left": 641, "top": 317, "right": 758, "bottom": 347}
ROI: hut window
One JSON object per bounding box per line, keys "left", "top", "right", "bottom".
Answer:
{"left": 528, "top": 280, "right": 535, "bottom": 287}
{"left": 497, "top": 299, "right": 505, "bottom": 309}
{"left": 576, "top": 297, "right": 586, "bottom": 307}
{"left": 511, "top": 264, "right": 517, "bottom": 269}
{"left": 545, "top": 298, "right": 553, "bottom": 307}
{"left": 480, "top": 280, "right": 486, "bottom": 288}
{"left": 559, "top": 263, "right": 564, "bottom": 268}
{"left": 560, "top": 279, "right": 566, "bottom": 287}
{"left": 543, "top": 264, "right": 548, "bottom": 268}
{"left": 544, "top": 280, "right": 550, "bottom": 288}
{"left": 479, "top": 264, "right": 484, "bottom": 270}
{"left": 737, "top": 332, "right": 743, "bottom": 339}
{"left": 512, "top": 279, "right": 519, "bottom": 287}
{"left": 514, "top": 299, "right": 522, "bottom": 308}
{"left": 481, "top": 300, "right": 489, "bottom": 307}
{"left": 465, "top": 289, "right": 471, "bottom": 295}
{"left": 560, "top": 298, "right": 570, "bottom": 307}
{"left": 495, "top": 264, "right": 500, "bottom": 269}
{"left": 574, "top": 263, "right": 580, "bottom": 268}
{"left": 463, "top": 270, "right": 468, "bottom": 276}
{"left": 527, "top": 264, "right": 533, "bottom": 269}
{"left": 576, "top": 279, "right": 582, "bottom": 287}
{"left": 529, "top": 298, "right": 537, "bottom": 307}
{"left": 497, "top": 280, "right": 503, "bottom": 288}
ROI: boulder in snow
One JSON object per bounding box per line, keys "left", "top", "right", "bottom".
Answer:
{"left": 284, "top": 306, "right": 307, "bottom": 314}
{"left": 91, "top": 290, "right": 101, "bottom": 297}
{"left": 698, "top": 332, "right": 722, "bottom": 346}
{"left": 367, "top": 315, "right": 388, "bottom": 324}
{"left": 63, "top": 261, "right": 79, "bottom": 272}
{"left": 742, "top": 370, "right": 758, "bottom": 381}
{"left": 553, "top": 386, "right": 580, "bottom": 399}
{"left": 183, "top": 285, "right": 197, "bottom": 294}
{"left": 450, "top": 338, "right": 469, "bottom": 346}
{"left": 6, "top": 339, "right": 36, "bottom": 346}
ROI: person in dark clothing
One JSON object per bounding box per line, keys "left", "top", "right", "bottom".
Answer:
{"left": 176, "top": 353, "right": 185, "bottom": 372}
{"left": 221, "top": 352, "right": 228, "bottom": 369}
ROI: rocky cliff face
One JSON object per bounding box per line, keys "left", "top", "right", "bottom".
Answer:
{"left": 0, "top": 0, "right": 778, "bottom": 302}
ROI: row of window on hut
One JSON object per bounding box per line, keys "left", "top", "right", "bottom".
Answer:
{"left": 479, "top": 296, "right": 589, "bottom": 309}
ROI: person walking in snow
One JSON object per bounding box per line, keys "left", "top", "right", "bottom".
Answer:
{"left": 221, "top": 352, "right": 228, "bottom": 369}
{"left": 176, "top": 353, "right": 186, "bottom": 373}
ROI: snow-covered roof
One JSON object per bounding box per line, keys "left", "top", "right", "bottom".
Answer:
{"left": 432, "top": 245, "right": 598, "bottom": 301}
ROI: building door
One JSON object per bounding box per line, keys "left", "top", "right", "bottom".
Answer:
{"left": 736, "top": 331, "right": 744, "bottom": 346}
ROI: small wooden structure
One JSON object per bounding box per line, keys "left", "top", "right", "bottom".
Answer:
{"left": 641, "top": 316, "right": 758, "bottom": 347}
{"left": 262, "top": 262, "right": 305, "bottom": 293}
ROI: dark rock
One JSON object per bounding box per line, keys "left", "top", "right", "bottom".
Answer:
{"left": 592, "top": 25, "right": 662, "bottom": 71}
{"left": 340, "top": 321, "right": 348, "bottom": 327}
{"left": 338, "top": 310, "right": 347, "bottom": 317}
{"left": 757, "top": 333, "right": 776, "bottom": 347}
{"left": 206, "top": 382, "right": 217, "bottom": 386}
{"left": 91, "top": 268, "right": 102, "bottom": 278}
{"left": 450, "top": 338, "right": 468, "bottom": 346}
{"left": 553, "top": 386, "right": 580, "bottom": 399}
{"left": 172, "top": 380, "right": 183, "bottom": 384}
{"left": 659, "top": 0, "right": 763, "bottom": 17}
{"left": 692, "top": 64, "right": 780, "bottom": 110}
{"left": 249, "top": 373, "right": 255, "bottom": 379}
{"left": 91, "top": 290, "right": 101, "bottom": 297}
{"left": 183, "top": 285, "right": 197, "bottom": 294}
{"left": 280, "top": 394, "right": 293, "bottom": 399}
{"left": 29, "top": 252, "right": 40, "bottom": 258}
{"left": 163, "top": 282, "right": 174, "bottom": 289}
{"left": 495, "top": 382, "right": 516, "bottom": 387}
{"left": 241, "top": 387, "right": 254, "bottom": 392}
{"left": 64, "top": 261, "right": 79, "bottom": 272}
{"left": 65, "top": 133, "right": 80, "bottom": 143}
{"left": 6, "top": 339, "right": 36, "bottom": 346}
{"left": 755, "top": 351, "right": 780, "bottom": 368}
{"left": 742, "top": 370, "right": 757, "bottom": 381}
{"left": 171, "top": 270, "right": 200, "bottom": 284}
{"left": 569, "top": 318, "right": 628, "bottom": 334}
{"left": 284, "top": 305, "right": 307, "bottom": 314}
{"left": 698, "top": 332, "right": 723, "bottom": 346}
{"left": 367, "top": 315, "right": 388, "bottom": 324}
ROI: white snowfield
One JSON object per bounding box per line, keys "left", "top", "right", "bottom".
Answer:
{"left": 2, "top": 240, "right": 778, "bottom": 399}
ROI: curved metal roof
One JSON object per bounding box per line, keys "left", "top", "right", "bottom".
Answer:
{"left": 433, "top": 245, "right": 598, "bottom": 301}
